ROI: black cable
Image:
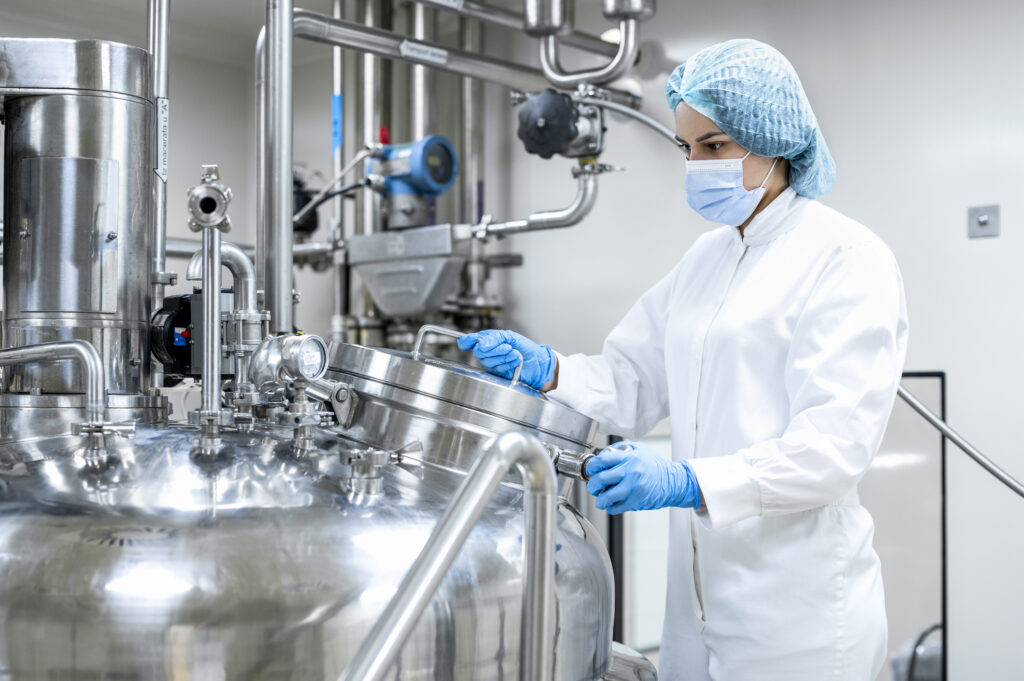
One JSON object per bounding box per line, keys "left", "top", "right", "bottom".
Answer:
{"left": 295, "top": 180, "right": 368, "bottom": 220}
{"left": 906, "top": 622, "right": 942, "bottom": 681}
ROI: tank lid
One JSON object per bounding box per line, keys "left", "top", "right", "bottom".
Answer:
{"left": 328, "top": 343, "right": 598, "bottom": 448}
{"left": 0, "top": 39, "right": 150, "bottom": 100}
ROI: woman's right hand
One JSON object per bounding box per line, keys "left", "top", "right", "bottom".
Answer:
{"left": 457, "top": 329, "right": 557, "bottom": 391}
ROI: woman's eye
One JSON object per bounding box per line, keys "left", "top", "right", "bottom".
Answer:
{"left": 709, "top": 142, "right": 723, "bottom": 151}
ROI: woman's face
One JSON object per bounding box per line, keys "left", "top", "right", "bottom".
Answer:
{"left": 673, "top": 101, "right": 786, "bottom": 193}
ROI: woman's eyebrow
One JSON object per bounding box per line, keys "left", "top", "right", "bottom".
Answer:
{"left": 674, "top": 131, "right": 728, "bottom": 146}
{"left": 695, "top": 131, "right": 727, "bottom": 143}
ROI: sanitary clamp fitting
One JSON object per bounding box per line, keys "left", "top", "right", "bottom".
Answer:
{"left": 186, "top": 165, "right": 233, "bottom": 233}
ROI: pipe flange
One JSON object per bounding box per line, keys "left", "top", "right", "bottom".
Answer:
{"left": 229, "top": 390, "right": 264, "bottom": 408}
{"left": 71, "top": 421, "right": 137, "bottom": 440}
{"left": 223, "top": 342, "right": 262, "bottom": 354}
{"left": 188, "top": 409, "right": 235, "bottom": 426}
{"left": 228, "top": 310, "right": 268, "bottom": 323}
{"left": 277, "top": 411, "right": 322, "bottom": 428}
{"left": 572, "top": 161, "right": 623, "bottom": 177}
{"left": 186, "top": 165, "right": 233, "bottom": 233}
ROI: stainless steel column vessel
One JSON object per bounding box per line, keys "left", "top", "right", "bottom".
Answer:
{"left": 0, "top": 39, "right": 153, "bottom": 396}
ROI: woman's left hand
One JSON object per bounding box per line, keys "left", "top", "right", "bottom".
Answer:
{"left": 585, "top": 441, "right": 702, "bottom": 514}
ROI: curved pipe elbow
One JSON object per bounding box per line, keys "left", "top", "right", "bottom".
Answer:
{"left": 66, "top": 341, "right": 105, "bottom": 425}
{"left": 484, "top": 172, "right": 598, "bottom": 237}
{"left": 491, "top": 431, "right": 557, "bottom": 498}
{"left": 526, "top": 172, "right": 598, "bottom": 231}
{"left": 186, "top": 242, "right": 258, "bottom": 314}
{"left": 0, "top": 341, "right": 105, "bottom": 424}
{"left": 540, "top": 18, "right": 637, "bottom": 87}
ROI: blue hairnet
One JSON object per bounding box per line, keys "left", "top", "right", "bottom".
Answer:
{"left": 665, "top": 39, "right": 835, "bottom": 199}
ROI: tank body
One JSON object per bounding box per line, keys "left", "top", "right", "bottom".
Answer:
{"left": 0, "top": 425, "right": 614, "bottom": 680}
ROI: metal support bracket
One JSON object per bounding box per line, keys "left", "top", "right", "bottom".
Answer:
{"left": 152, "top": 271, "right": 178, "bottom": 286}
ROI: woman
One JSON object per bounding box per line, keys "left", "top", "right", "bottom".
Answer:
{"left": 459, "top": 39, "right": 908, "bottom": 680}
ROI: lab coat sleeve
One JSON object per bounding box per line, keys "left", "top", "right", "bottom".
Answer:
{"left": 547, "top": 267, "right": 677, "bottom": 439}
{"left": 690, "top": 240, "right": 909, "bottom": 529}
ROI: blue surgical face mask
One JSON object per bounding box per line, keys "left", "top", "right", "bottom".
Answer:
{"left": 684, "top": 152, "right": 779, "bottom": 226}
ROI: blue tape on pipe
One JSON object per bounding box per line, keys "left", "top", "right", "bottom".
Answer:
{"left": 332, "top": 94, "right": 343, "bottom": 154}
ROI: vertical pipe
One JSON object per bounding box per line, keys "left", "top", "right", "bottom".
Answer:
{"left": 460, "top": 17, "right": 487, "bottom": 300}
{"left": 255, "top": 28, "right": 267, "bottom": 308}
{"left": 359, "top": 0, "right": 381, "bottom": 238}
{"left": 201, "top": 228, "right": 222, "bottom": 416}
{"left": 332, "top": 0, "right": 345, "bottom": 224}
{"left": 331, "top": 0, "right": 350, "bottom": 331}
{"left": 265, "top": 0, "right": 295, "bottom": 334}
{"left": 410, "top": 4, "right": 435, "bottom": 140}
{"left": 147, "top": 0, "right": 170, "bottom": 390}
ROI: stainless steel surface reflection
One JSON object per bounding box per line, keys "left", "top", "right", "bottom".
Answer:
{"left": 0, "top": 423, "right": 614, "bottom": 680}
{"left": 327, "top": 343, "right": 599, "bottom": 478}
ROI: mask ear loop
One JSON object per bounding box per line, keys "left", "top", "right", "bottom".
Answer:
{"left": 758, "top": 157, "right": 781, "bottom": 189}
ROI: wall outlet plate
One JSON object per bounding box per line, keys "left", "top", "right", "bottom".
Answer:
{"left": 968, "top": 204, "right": 1000, "bottom": 239}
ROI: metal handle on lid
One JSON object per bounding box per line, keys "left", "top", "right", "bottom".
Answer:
{"left": 412, "top": 324, "right": 525, "bottom": 389}
{"left": 412, "top": 324, "right": 465, "bottom": 359}
{"left": 508, "top": 350, "right": 524, "bottom": 388}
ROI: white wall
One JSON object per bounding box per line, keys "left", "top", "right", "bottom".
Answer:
{"left": 496, "top": 1, "right": 1024, "bottom": 678}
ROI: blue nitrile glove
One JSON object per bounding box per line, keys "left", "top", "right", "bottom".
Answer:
{"left": 585, "top": 442, "right": 702, "bottom": 515}
{"left": 457, "top": 329, "right": 556, "bottom": 390}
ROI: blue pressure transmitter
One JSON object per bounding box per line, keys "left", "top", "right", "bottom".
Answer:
{"left": 373, "top": 135, "right": 459, "bottom": 198}
{"left": 371, "top": 135, "right": 458, "bottom": 229}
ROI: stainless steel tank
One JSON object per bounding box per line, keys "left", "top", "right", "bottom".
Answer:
{"left": 0, "top": 346, "right": 627, "bottom": 680}
{"left": 0, "top": 31, "right": 656, "bottom": 681}
{"left": 1, "top": 38, "right": 153, "bottom": 396}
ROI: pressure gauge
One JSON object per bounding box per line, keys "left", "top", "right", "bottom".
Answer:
{"left": 279, "top": 335, "right": 329, "bottom": 382}
{"left": 249, "top": 334, "right": 329, "bottom": 386}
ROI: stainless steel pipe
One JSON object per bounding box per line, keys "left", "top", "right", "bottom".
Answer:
{"left": 898, "top": 384, "right": 1024, "bottom": 499}
{"left": 255, "top": 27, "right": 268, "bottom": 304}
{"left": 338, "top": 431, "right": 557, "bottom": 681}
{"left": 359, "top": 0, "right": 383, "bottom": 238}
{"left": 293, "top": 9, "right": 549, "bottom": 93}
{"left": 460, "top": 16, "right": 484, "bottom": 226}
{"left": 483, "top": 171, "right": 598, "bottom": 236}
{"left": 186, "top": 242, "right": 258, "bottom": 317}
{"left": 147, "top": 0, "right": 170, "bottom": 391}
{"left": 265, "top": 0, "right": 295, "bottom": 334}
{"left": 577, "top": 95, "right": 681, "bottom": 146}
{"left": 540, "top": 18, "right": 638, "bottom": 87}
{"left": 410, "top": 2, "right": 435, "bottom": 140}
{"left": 411, "top": 0, "right": 618, "bottom": 57}
{"left": 167, "top": 237, "right": 252, "bottom": 260}
{"left": 461, "top": 16, "right": 487, "bottom": 299}
{"left": 168, "top": 237, "right": 333, "bottom": 262}
{"left": 201, "top": 228, "right": 223, "bottom": 417}
{"left": 331, "top": 0, "right": 348, "bottom": 328}
{"left": 523, "top": 0, "right": 572, "bottom": 36}
{"left": 0, "top": 341, "right": 105, "bottom": 425}
{"left": 187, "top": 242, "right": 259, "bottom": 388}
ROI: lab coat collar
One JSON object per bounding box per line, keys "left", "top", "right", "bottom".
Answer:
{"left": 733, "top": 187, "right": 809, "bottom": 247}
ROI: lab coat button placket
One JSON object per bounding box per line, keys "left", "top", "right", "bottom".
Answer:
{"left": 691, "top": 243, "right": 748, "bottom": 455}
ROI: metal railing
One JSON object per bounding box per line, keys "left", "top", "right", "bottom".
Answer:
{"left": 337, "top": 431, "right": 557, "bottom": 681}
{"left": 898, "top": 384, "right": 1024, "bottom": 499}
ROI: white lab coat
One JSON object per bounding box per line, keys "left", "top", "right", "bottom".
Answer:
{"left": 550, "top": 188, "right": 909, "bottom": 681}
